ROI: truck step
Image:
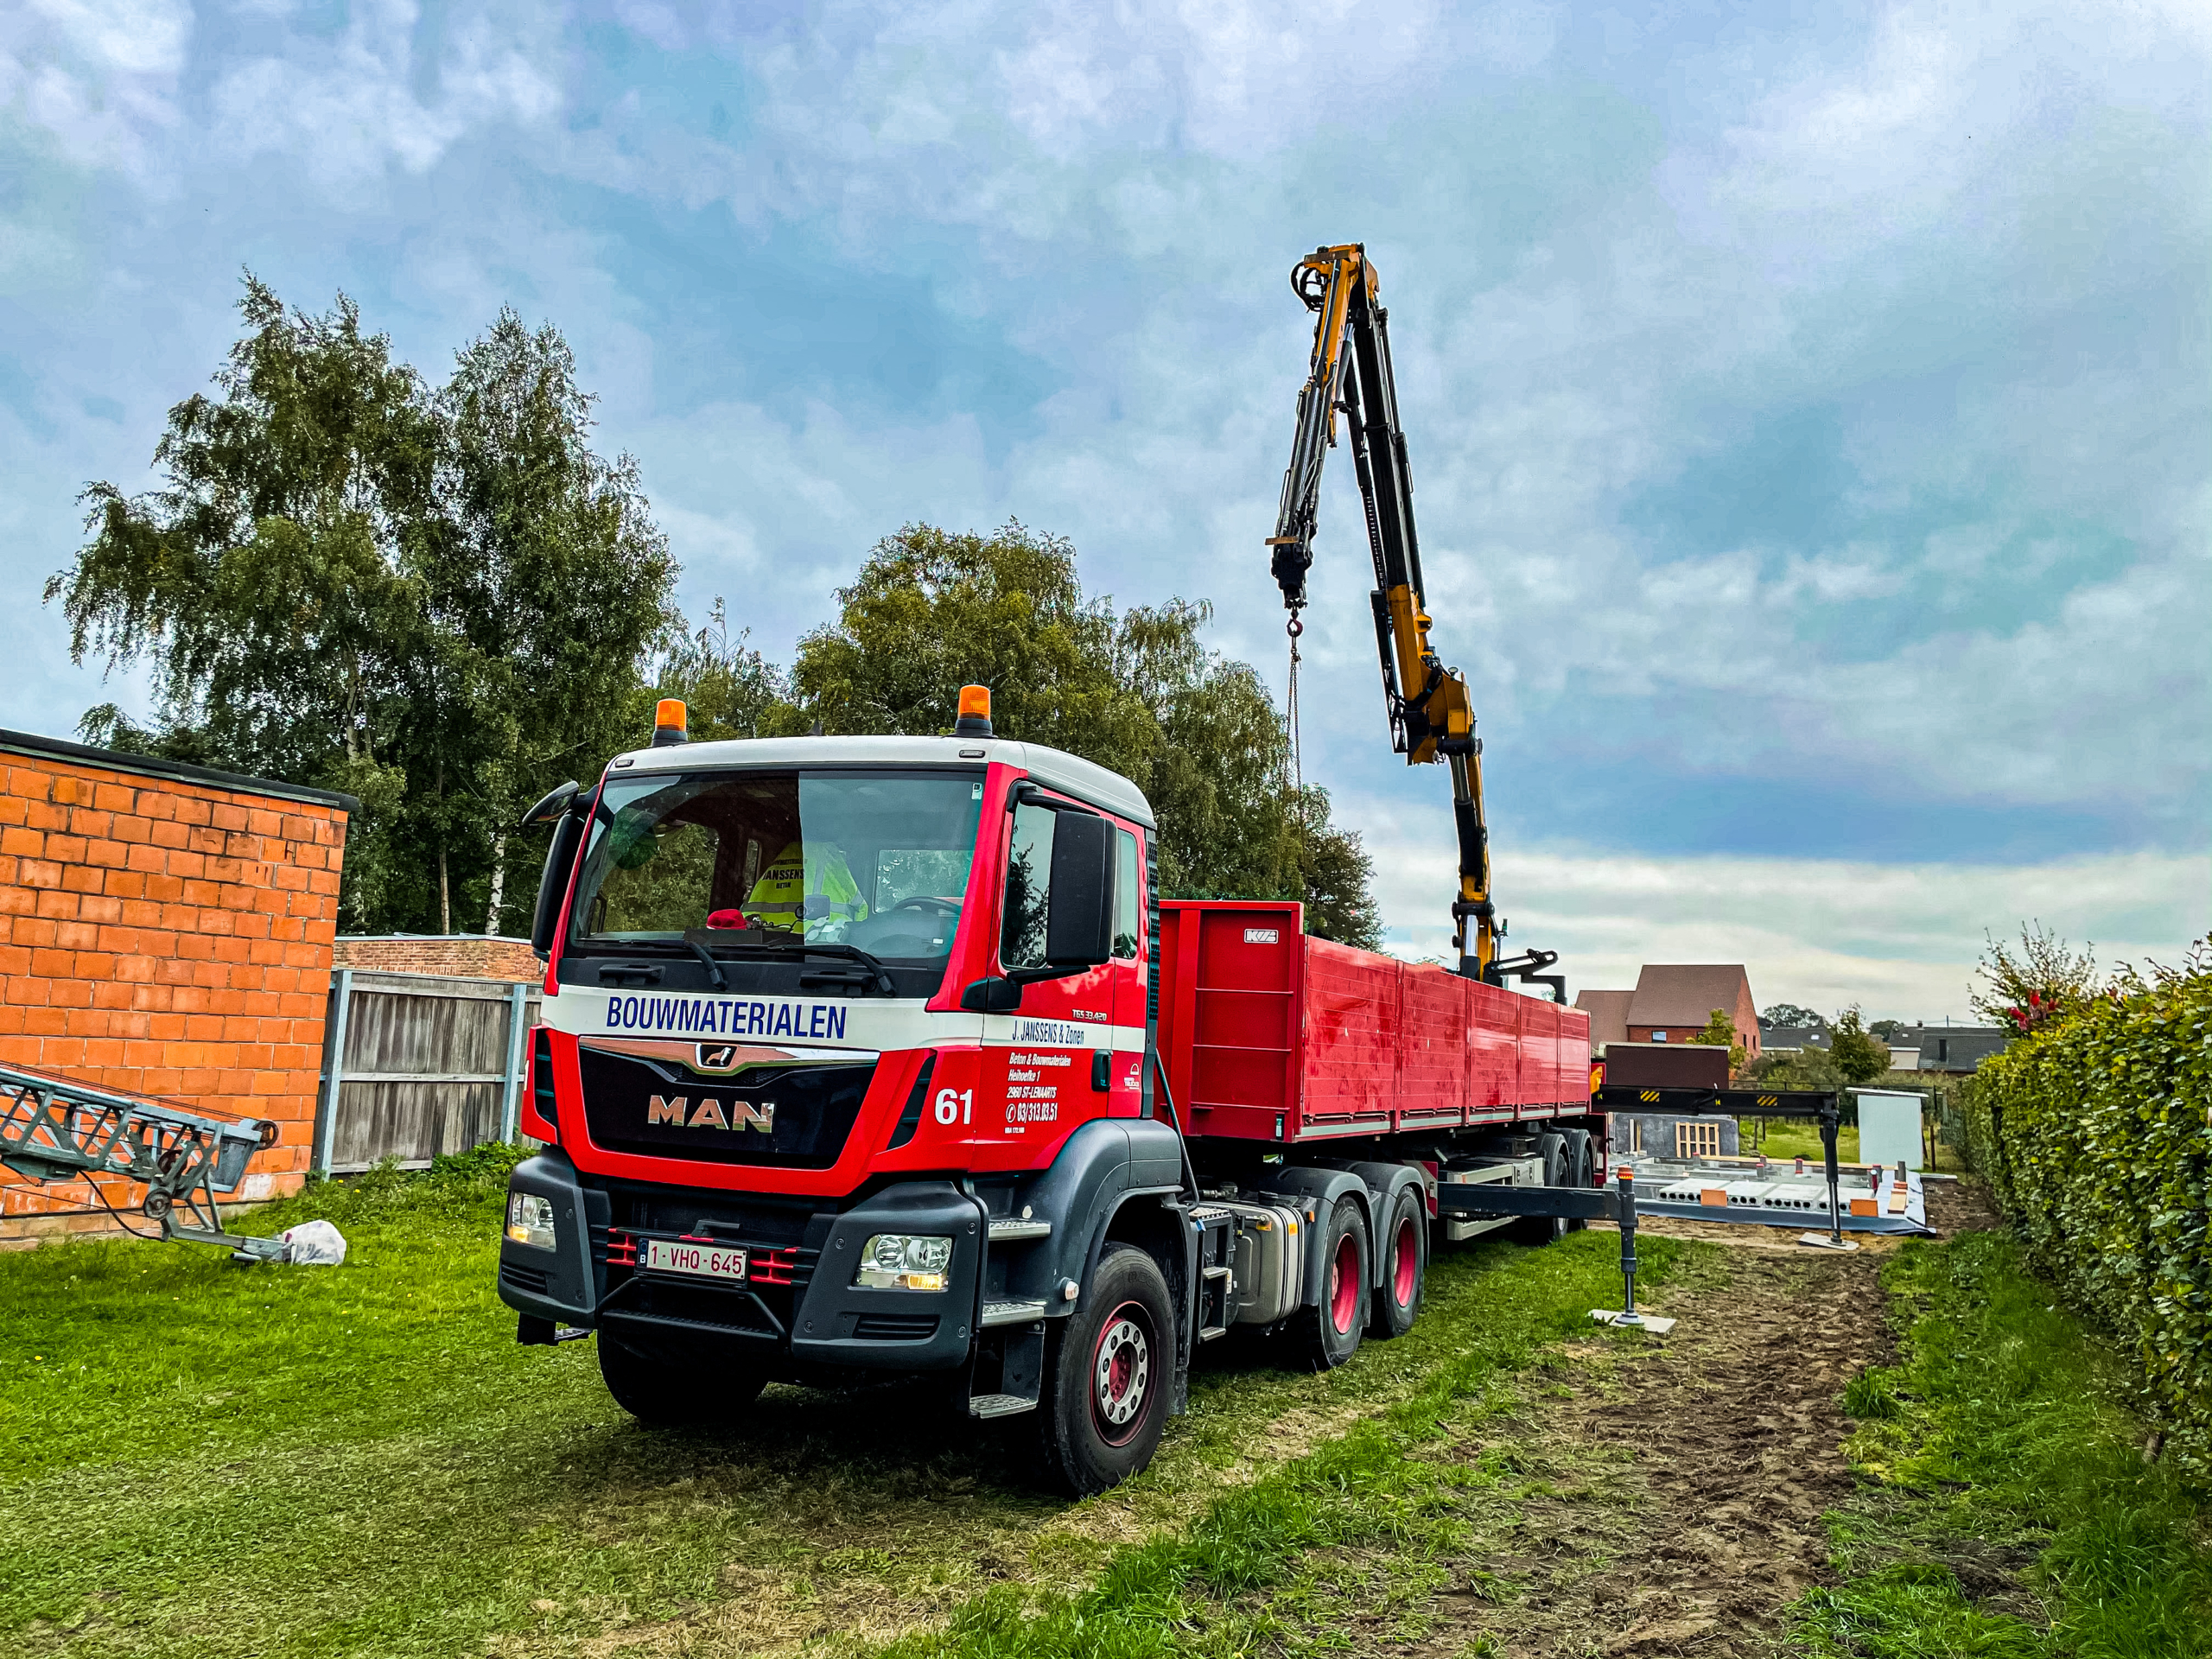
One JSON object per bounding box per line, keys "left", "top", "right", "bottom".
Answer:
{"left": 1201, "top": 1265, "right": 1232, "bottom": 1281}
{"left": 980, "top": 1299, "right": 1049, "bottom": 1327}
{"left": 1198, "top": 1325, "right": 1230, "bottom": 1342}
{"left": 969, "top": 1392, "right": 1039, "bottom": 1420}
{"left": 988, "top": 1217, "right": 1052, "bottom": 1242}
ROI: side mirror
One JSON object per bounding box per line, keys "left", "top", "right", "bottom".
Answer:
{"left": 522, "top": 781, "right": 582, "bottom": 828}
{"left": 530, "top": 791, "right": 589, "bottom": 960}
{"left": 1044, "top": 810, "right": 1115, "bottom": 969}
{"left": 959, "top": 977, "right": 1023, "bottom": 1014}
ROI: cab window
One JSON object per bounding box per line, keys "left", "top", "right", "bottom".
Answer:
{"left": 1001, "top": 802, "right": 1057, "bottom": 970}
{"left": 1112, "top": 830, "right": 1141, "bottom": 959}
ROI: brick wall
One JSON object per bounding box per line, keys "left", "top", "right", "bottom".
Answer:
{"left": 334, "top": 935, "right": 541, "bottom": 982}
{"left": 0, "top": 731, "right": 352, "bottom": 1245}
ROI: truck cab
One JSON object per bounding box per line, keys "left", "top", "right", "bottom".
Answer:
{"left": 497, "top": 718, "right": 1203, "bottom": 1493}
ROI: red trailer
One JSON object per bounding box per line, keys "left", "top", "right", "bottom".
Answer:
{"left": 1155, "top": 900, "right": 1592, "bottom": 1146}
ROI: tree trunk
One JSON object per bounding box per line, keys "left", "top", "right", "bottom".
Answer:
{"left": 439, "top": 847, "right": 451, "bottom": 936}
{"left": 485, "top": 831, "right": 506, "bottom": 937}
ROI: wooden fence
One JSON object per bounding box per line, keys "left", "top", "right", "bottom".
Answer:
{"left": 311, "top": 969, "right": 539, "bottom": 1173}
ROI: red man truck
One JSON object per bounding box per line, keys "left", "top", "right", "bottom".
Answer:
{"left": 496, "top": 244, "right": 1604, "bottom": 1493}
{"left": 497, "top": 689, "right": 1599, "bottom": 1494}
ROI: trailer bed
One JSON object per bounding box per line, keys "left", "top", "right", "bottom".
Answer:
{"left": 1155, "top": 900, "right": 1592, "bottom": 1142}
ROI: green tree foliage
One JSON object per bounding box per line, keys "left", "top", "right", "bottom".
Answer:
{"left": 651, "top": 599, "right": 788, "bottom": 744}
{"left": 1868, "top": 1017, "right": 1907, "bottom": 1040}
{"left": 47, "top": 278, "right": 675, "bottom": 933}
{"left": 1747, "top": 1042, "right": 1843, "bottom": 1090}
{"left": 1688, "top": 1007, "right": 1746, "bottom": 1075}
{"left": 1827, "top": 1005, "right": 1892, "bottom": 1085}
{"left": 1972, "top": 920, "right": 2104, "bottom": 1034}
{"left": 1961, "top": 939, "right": 2212, "bottom": 1472}
{"left": 1759, "top": 1002, "right": 1823, "bottom": 1030}
{"left": 779, "top": 522, "right": 1382, "bottom": 947}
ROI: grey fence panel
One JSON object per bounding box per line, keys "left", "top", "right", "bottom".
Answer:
{"left": 314, "top": 971, "right": 542, "bottom": 1173}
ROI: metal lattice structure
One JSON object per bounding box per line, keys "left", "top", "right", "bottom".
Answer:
{"left": 0, "top": 1062, "right": 287, "bottom": 1259}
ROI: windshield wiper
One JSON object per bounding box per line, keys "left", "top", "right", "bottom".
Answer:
{"left": 682, "top": 938, "right": 728, "bottom": 991}
{"left": 683, "top": 933, "right": 899, "bottom": 997}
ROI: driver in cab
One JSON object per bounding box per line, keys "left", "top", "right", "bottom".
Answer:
{"left": 735, "top": 841, "right": 868, "bottom": 940}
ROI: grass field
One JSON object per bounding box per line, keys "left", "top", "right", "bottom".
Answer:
{"left": 7, "top": 1154, "right": 2202, "bottom": 1657}
{"left": 0, "top": 1149, "right": 1680, "bottom": 1658}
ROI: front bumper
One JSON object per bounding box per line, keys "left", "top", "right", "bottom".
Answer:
{"left": 494, "top": 1154, "right": 986, "bottom": 1372}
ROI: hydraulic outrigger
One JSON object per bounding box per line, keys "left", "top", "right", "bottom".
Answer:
{"left": 1265, "top": 242, "right": 1560, "bottom": 999}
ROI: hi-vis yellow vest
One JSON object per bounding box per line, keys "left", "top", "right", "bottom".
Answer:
{"left": 741, "top": 841, "right": 868, "bottom": 937}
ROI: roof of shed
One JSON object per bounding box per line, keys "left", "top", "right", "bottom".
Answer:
{"left": 1572, "top": 988, "right": 1634, "bottom": 1048}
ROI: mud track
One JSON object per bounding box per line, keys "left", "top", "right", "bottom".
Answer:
{"left": 1392, "top": 1190, "right": 1987, "bottom": 1657}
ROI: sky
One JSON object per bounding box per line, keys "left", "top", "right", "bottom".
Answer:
{"left": 2, "top": 0, "right": 2206, "bottom": 1020}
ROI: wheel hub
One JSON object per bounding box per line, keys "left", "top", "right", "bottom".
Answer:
{"left": 1091, "top": 1307, "right": 1152, "bottom": 1443}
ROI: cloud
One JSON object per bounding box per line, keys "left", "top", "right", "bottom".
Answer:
{"left": 1357, "top": 800, "right": 2210, "bottom": 1020}
{"left": 0, "top": 0, "right": 189, "bottom": 170}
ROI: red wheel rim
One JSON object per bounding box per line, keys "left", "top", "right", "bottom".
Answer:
{"left": 1391, "top": 1217, "right": 1418, "bottom": 1306}
{"left": 1328, "top": 1233, "right": 1362, "bottom": 1335}
{"left": 1090, "top": 1300, "right": 1154, "bottom": 1446}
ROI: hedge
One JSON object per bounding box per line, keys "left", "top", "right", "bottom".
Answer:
{"left": 1961, "top": 969, "right": 2212, "bottom": 1471}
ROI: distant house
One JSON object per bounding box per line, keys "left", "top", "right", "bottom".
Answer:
{"left": 1894, "top": 1025, "right": 2011, "bottom": 1074}
{"left": 1575, "top": 965, "right": 1759, "bottom": 1065}
{"left": 1761, "top": 1027, "right": 1829, "bottom": 1055}
{"left": 1573, "top": 988, "right": 1634, "bottom": 1052}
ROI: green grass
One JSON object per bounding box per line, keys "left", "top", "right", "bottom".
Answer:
{"left": 1740, "top": 1118, "right": 1864, "bottom": 1164}
{"left": 1796, "top": 1229, "right": 2212, "bottom": 1657}
{"left": 0, "top": 1150, "right": 1682, "bottom": 1658}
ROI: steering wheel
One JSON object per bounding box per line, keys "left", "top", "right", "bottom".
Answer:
{"left": 884, "top": 896, "right": 961, "bottom": 919}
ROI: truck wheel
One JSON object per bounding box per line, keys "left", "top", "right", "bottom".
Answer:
{"left": 1512, "top": 1133, "right": 1569, "bottom": 1247}
{"left": 1034, "top": 1243, "right": 1173, "bottom": 1496}
{"left": 597, "top": 1333, "right": 765, "bottom": 1425}
{"left": 1299, "top": 1198, "right": 1370, "bottom": 1370}
{"left": 1369, "top": 1185, "right": 1426, "bottom": 1340}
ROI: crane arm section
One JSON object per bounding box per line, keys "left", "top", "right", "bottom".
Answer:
{"left": 1266, "top": 244, "right": 1554, "bottom": 994}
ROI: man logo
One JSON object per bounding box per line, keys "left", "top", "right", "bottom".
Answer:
{"left": 698, "top": 1044, "right": 737, "bottom": 1070}
{"left": 647, "top": 1094, "right": 775, "bottom": 1133}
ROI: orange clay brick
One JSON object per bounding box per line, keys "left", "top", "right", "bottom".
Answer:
{"left": 34, "top": 890, "right": 79, "bottom": 922}
{"left": 69, "top": 808, "right": 114, "bottom": 840}
{"left": 149, "top": 820, "right": 190, "bottom": 851}
{"left": 170, "top": 796, "right": 211, "bottom": 826}
{"left": 1, "top": 826, "right": 43, "bottom": 858}
{"left": 92, "top": 783, "right": 134, "bottom": 815}
{"left": 55, "top": 920, "right": 97, "bottom": 950}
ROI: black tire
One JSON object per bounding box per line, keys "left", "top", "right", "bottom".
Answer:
{"left": 1369, "top": 1185, "right": 1426, "bottom": 1340}
{"left": 1034, "top": 1244, "right": 1174, "bottom": 1496}
{"left": 1512, "top": 1133, "right": 1570, "bottom": 1246}
{"left": 1561, "top": 1128, "right": 1594, "bottom": 1232}
{"left": 1298, "top": 1198, "right": 1370, "bottom": 1370}
{"left": 597, "top": 1333, "right": 766, "bottom": 1425}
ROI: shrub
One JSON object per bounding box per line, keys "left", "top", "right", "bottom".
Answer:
{"left": 1961, "top": 958, "right": 2212, "bottom": 1473}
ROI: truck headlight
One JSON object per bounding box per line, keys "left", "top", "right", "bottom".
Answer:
{"left": 854, "top": 1232, "right": 951, "bottom": 1291}
{"left": 505, "top": 1192, "right": 557, "bottom": 1251}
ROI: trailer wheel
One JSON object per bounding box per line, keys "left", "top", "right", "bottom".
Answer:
{"left": 1562, "top": 1129, "right": 1594, "bottom": 1232}
{"left": 1298, "top": 1198, "right": 1370, "bottom": 1370}
{"left": 1034, "top": 1243, "right": 1173, "bottom": 1496}
{"left": 1512, "top": 1133, "right": 1570, "bottom": 1246}
{"left": 597, "top": 1333, "right": 765, "bottom": 1425}
{"left": 1369, "top": 1185, "right": 1426, "bottom": 1339}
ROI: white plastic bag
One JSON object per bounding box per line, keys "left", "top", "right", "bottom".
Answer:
{"left": 279, "top": 1218, "right": 348, "bottom": 1266}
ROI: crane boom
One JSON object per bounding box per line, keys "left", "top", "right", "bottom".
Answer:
{"left": 1266, "top": 243, "right": 1559, "bottom": 998}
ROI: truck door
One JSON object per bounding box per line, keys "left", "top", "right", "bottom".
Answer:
{"left": 995, "top": 792, "right": 1129, "bottom": 1137}
{"left": 1105, "top": 826, "right": 1147, "bottom": 1116}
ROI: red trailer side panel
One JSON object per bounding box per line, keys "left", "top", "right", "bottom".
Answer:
{"left": 1155, "top": 899, "right": 1592, "bottom": 1145}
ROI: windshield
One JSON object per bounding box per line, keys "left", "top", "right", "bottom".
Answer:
{"left": 569, "top": 769, "right": 986, "bottom": 963}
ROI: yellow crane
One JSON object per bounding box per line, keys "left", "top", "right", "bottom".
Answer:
{"left": 1266, "top": 243, "right": 1560, "bottom": 999}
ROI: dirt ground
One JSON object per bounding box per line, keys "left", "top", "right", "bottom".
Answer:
{"left": 1389, "top": 1185, "right": 1992, "bottom": 1657}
